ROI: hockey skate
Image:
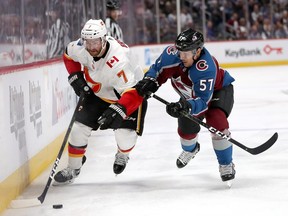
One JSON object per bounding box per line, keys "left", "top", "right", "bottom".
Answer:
{"left": 53, "top": 155, "right": 86, "bottom": 185}
{"left": 176, "top": 142, "right": 200, "bottom": 168}
{"left": 113, "top": 151, "right": 129, "bottom": 175}
{"left": 53, "top": 167, "right": 81, "bottom": 185}
{"left": 219, "top": 162, "right": 236, "bottom": 182}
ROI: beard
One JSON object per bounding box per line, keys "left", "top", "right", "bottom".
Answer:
{"left": 87, "top": 49, "right": 101, "bottom": 57}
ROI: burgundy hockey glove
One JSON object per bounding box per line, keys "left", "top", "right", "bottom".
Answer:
{"left": 68, "top": 71, "right": 93, "bottom": 96}
{"left": 166, "top": 99, "right": 192, "bottom": 118}
{"left": 98, "top": 103, "right": 127, "bottom": 130}
{"left": 135, "top": 77, "right": 159, "bottom": 97}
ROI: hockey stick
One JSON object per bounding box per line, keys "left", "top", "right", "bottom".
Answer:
{"left": 152, "top": 93, "right": 278, "bottom": 155}
{"left": 9, "top": 94, "right": 85, "bottom": 208}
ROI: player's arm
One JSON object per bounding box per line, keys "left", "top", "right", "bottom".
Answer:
{"left": 98, "top": 64, "right": 144, "bottom": 130}
{"left": 136, "top": 46, "right": 178, "bottom": 97}
{"left": 134, "top": 55, "right": 162, "bottom": 97}
{"left": 97, "top": 87, "right": 143, "bottom": 130}
{"left": 63, "top": 48, "right": 82, "bottom": 74}
{"left": 117, "top": 88, "right": 143, "bottom": 115}
{"left": 63, "top": 47, "right": 93, "bottom": 96}
{"left": 188, "top": 73, "right": 215, "bottom": 116}
{"left": 166, "top": 76, "right": 214, "bottom": 118}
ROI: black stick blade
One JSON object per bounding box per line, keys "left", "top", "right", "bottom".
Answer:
{"left": 230, "top": 132, "right": 278, "bottom": 155}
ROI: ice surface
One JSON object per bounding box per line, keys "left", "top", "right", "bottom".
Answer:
{"left": 2, "top": 65, "right": 288, "bottom": 216}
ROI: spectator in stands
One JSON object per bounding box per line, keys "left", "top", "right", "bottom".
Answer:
{"left": 163, "top": 1, "right": 177, "bottom": 42}
{"left": 250, "top": 3, "right": 262, "bottom": 23}
{"left": 282, "top": 10, "right": 288, "bottom": 28}
{"left": 206, "top": 20, "right": 217, "bottom": 41}
{"left": 226, "top": 12, "right": 239, "bottom": 39}
{"left": 25, "top": 17, "right": 44, "bottom": 43}
{"left": 180, "top": 6, "right": 193, "bottom": 30}
{"left": 3, "top": 14, "right": 21, "bottom": 44}
{"left": 237, "top": 17, "right": 248, "bottom": 40}
{"left": 248, "top": 23, "right": 262, "bottom": 39}
{"left": 207, "top": 1, "right": 223, "bottom": 39}
{"left": 261, "top": 18, "right": 274, "bottom": 39}
{"left": 142, "top": 0, "right": 157, "bottom": 43}
{"left": 274, "top": 20, "right": 287, "bottom": 39}
{"left": 159, "top": 11, "right": 171, "bottom": 42}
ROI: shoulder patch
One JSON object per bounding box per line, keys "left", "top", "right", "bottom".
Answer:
{"left": 166, "top": 45, "right": 178, "bottom": 55}
{"left": 77, "top": 39, "right": 84, "bottom": 46}
{"left": 196, "top": 60, "right": 208, "bottom": 71}
{"left": 106, "top": 56, "right": 119, "bottom": 68}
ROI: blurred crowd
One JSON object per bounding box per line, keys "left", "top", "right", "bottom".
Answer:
{"left": 0, "top": 0, "right": 84, "bottom": 44}
{"left": 0, "top": 0, "right": 287, "bottom": 65}
{"left": 0, "top": 0, "right": 83, "bottom": 65}
{"left": 132, "top": 0, "right": 288, "bottom": 44}
{"left": 204, "top": 0, "right": 288, "bottom": 41}
{"left": 1, "top": 0, "right": 287, "bottom": 45}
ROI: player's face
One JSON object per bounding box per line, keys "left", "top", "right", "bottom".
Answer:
{"left": 178, "top": 50, "right": 194, "bottom": 67}
{"left": 84, "top": 38, "right": 103, "bottom": 57}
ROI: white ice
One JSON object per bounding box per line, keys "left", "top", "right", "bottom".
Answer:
{"left": 2, "top": 65, "right": 288, "bottom": 216}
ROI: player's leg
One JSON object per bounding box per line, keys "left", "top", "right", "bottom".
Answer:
{"left": 207, "top": 84, "right": 235, "bottom": 181}
{"left": 113, "top": 129, "right": 137, "bottom": 174}
{"left": 53, "top": 121, "right": 92, "bottom": 185}
{"left": 176, "top": 116, "right": 201, "bottom": 168}
{"left": 54, "top": 95, "right": 108, "bottom": 184}
{"left": 113, "top": 100, "right": 147, "bottom": 174}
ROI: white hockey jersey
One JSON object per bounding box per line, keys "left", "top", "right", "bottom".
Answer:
{"left": 65, "top": 36, "right": 143, "bottom": 102}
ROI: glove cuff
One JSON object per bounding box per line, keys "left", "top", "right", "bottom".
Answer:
{"left": 68, "top": 71, "right": 93, "bottom": 96}
{"left": 68, "top": 71, "right": 84, "bottom": 85}
{"left": 110, "top": 104, "right": 127, "bottom": 119}
{"left": 144, "top": 76, "right": 159, "bottom": 87}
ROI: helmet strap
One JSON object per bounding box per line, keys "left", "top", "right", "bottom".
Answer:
{"left": 96, "top": 37, "right": 107, "bottom": 57}
{"left": 192, "top": 48, "right": 201, "bottom": 60}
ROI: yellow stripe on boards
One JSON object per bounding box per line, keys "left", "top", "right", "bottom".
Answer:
{"left": 0, "top": 132, "right": 67, "bottom": 213}
{"left": 220, "top": 60, "right": 288, "bottom": 68}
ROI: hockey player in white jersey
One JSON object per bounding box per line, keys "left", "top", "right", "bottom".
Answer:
{"left": 54, "top": 19, "right": 147, "bottom": 185}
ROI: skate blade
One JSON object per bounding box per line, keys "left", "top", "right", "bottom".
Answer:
{"left": 52, "top": 179, "right": 75, "bottom": 186}
{"left": 226, "top": 180, "right": 233, "bottom": 188}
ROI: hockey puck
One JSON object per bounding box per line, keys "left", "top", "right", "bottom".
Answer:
{"left": 53, "top": 204, "right": 63, "bottom": 209}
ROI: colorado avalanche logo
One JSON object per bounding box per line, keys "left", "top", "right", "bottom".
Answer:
{"left": 166, "top": 45, "right": 178, "bottom": 55}
{"left": 196, "top": 60, "right": 208, "bottom": 71}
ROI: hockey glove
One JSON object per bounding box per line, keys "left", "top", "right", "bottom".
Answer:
{"left": 135, "top": 77, "right": 159, "bottom": 98}
{"left": 98, "top": 103, "right": 127, "bottom": 130}
{"left": 166, "top": 99, "right": 192, "bottom": 118}
{"left": 68, "top": 71, "right": 93, "bottom": 96}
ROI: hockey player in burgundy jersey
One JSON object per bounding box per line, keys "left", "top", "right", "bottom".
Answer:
{"left": 136, "top": 28, "right": 236, "bottom": 182}
{"left": 54, "top": 19, "right": 147, "bottom": 185}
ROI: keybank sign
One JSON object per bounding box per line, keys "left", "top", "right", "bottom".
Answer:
{"left": 225, "top": 48, "right": 261, "bottom": 58}
{"left": 131, "top": 39, "right": 288, "bottom": 70}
